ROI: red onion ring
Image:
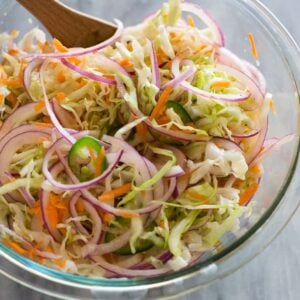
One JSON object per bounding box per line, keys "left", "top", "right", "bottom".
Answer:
{"left": 61, "top": 58, "right": 116, "bottom": 85}
{"left": 0, "top": 103, "right": 45, "bottom": 140}
{"left": 91, "top": 255, "right": 171, "bottom": 278}
{"left": 211, "top": 137, "right": 242, "bottom": 152}
{"left": 147, "top": 39, "right": 160, "bottom": 88}
{"left": 181, "top": 3, "right": 225, "bottom": 47}
{"left": 23, "top": 58, "right": 43, "bottom": 99}
{"left": 24, "top": 20, "right": 123, "bottom": 59}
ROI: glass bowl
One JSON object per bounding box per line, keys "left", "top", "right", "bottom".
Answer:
{"left": 0, "top": 0, "right": 300, "bottom": 299}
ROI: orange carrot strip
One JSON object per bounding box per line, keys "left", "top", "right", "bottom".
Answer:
{"left": 6, "top": 93, "right": 17, "bottom": 106}
{"left": 8, "top": 49, "right": 19, "bottom": 56}
{"left": 150, "top": 86, "right": 173, "bottom": 120}
{"left": 56, "top": 92, "right": 66, "bottom": 102}
{"left": 98, "top": 183, "right": 132, "bottom": 203}
{"left": 4, "top": 240, "right": 27, "bottom": 255}
{"left": 211, "top": 81, "right": 231, "bottom": 89}
{"left": 34, "top": 101, "right": 45, "bottom": 112}
{"left": 67, "top": 57, "right": 81, "bottom": 65}
{"left": 103, "top": 212, "right": 114, "bottom": 224}
{"left": 0, "top": 65, "right": 7, "bottom": 80}
{"left": 94, "top": 147, "right": 106, "bottom": 176}
{"left": 53, "top": 38, "right": 69, "bottom": 53}
{"left": 56, "top": 71, "right": 66, "bottom": 83}
{"left": 239, "top": 182, "right": 259, "bottom": 206}
{"left": 0, "top": 78, "right": 23, "bottom": 88}
{"left": 119, "top": 58, "right": 133, "bottom": 68}
{"left": 186, "top": 190, "right": 208, "bottom": 201}
{"left": 156, "top": 115, "right": 171, "bottom": 125}
{"left": 187, "top": 15, "right": 195, "bottom": 27}
{"left": 248, "top": 32, "right": 259, "bottom": 60}
{"left": 136, "top": 122, "right": 148, "bottom": 143}
{"left": 31, "top": 121, "right": 54, "bottom": 128}
{"left": 75, "top": 199, "right": 86, "bottom": 213}
{"left": 10, "top": 30, "right": 19, "bottom": 38}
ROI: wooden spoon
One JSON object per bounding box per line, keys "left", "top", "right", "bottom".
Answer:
{"left": 16, "top": 0, "right": 117, "bottom": 48}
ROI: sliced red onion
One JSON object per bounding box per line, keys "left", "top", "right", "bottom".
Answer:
{"left": 82, "top": 231, "right": 131, "bottom": 257}
{"left": 39, "top": 61, "right": 76, "bottom": 144}
{"left": 231, "top": 130, "right": 259, "bottom": 139}
{"left": 51, "top": 99, "right": 79, "bottom": 130}
{"left": 245, "top": 120, "right": 268, "bottom": 163}
{"left": 216, "top": 64, "right": 264, "bottom": 106}
{"left": 43, "top": 149, "right": 123, "bottom": 191}
{"left": 0, "top": 103, "right": 46, "bottom": 140}
{"left": 244, "top": 60, "right": 267, "bottom": 95}
{"left": 164, "top": 165, "right": 185, "bottom": 178}
{"left": 161, "top": 64, "right": 196, "bottom": 90}
{"left": 23, "top": 58, "right": 43, "bottom": 99}
{"left": 181, "top": 3, "right": 225, "bottom": 46}
{"left": 171, "top": 58, "right": 250, "bottom": 102}
{"left": 0, "top": 224, "right": 32, "bottom": 249}
{"left": 69, "top": 193, "right": 89, "bottom": 235}
{"left": 163, "top": 145, "right": 187, "bottom": 169}
{"left": 61, "top": 58, "right": 116, "bottom": 85}
{"left": 212, "top": 137, "right": 242, "bottom": 152}
{"left": 91, "top": 256, "right": 171, "bottom": 278}
{"left": 249, "top": 134, "right": 295, "bottom": 167}
{"left": 147, "top": 39, "right": 160, "bottom": 88}
{"left": 35, "top": 250, "right": 62, "bottom": 260}
{"left": 0, "top": 130, "right": 50, "bottom": 176}
{"left": 40, "top": 189, "right": 62, "bottom": 242}
{"left": 24, "top": 20, "right": 123, "bottom": 59}
{"left": 82, "top": 200, "right": 102, "bottom": 245}
{"left": 216, "top": 47, "right": 252, "bottom": 78}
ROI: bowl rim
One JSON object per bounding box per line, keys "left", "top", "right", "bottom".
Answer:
{"left": 0, "top": 0, "right": 300, "bottom": 295}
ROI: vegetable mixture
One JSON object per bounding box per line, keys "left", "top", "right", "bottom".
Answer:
{"left": 0, "top": 0, "right": 293, "bottom": 278}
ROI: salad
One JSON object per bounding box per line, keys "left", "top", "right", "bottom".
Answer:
{"left": 0, "top": 0, "right": 293, "bottom": 278}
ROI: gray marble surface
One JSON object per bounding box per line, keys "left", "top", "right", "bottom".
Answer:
{"left": 1, "top": 0, "right": 300, "bottom": 299}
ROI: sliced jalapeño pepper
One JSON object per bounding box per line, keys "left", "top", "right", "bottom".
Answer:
{"left": 166, "top": 100, "right": 193, "bottom": 123}
{"left": 68, "top": 136, "right": 108, "bottom": 182}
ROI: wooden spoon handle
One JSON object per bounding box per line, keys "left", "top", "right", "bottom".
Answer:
{"left": 16, "top": 0, "right": 116, "bottom": 47}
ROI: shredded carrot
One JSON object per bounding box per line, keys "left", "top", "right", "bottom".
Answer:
{"left": 31, "top": 121, "right": 53, "bottom": 128}
{"left": 6, "top": 93, "right": 17, "bottom": 106}
{"left": 136, "top": 122, "right": 148, "bottom": 143}
{"left": 56, "top": 92, "right": 66, "bottom": 103}
{"left": 150, "top": 86, "right": 173, "bottom": 120}
{"left": 42, "top": 116, "right": 51, "bottom": 123}
{"left": 117, "top": 210, "right": 139, "bottom": 219}
{"left": 119, "top": 58, "right": 133, "bottom": 68}
{"left": 269, "top": 99, "right": 276, "bottom": 113}
{"left": 98, "top": 183, "right": 132, "bottom": 203}
{"left": 169, "top": 32, "right": 177, "bottom": 39}
{"left": 34, "top": 101, "right": 45, "bottom": 112}
{"left": 53, "top": 38, "right": 69, "bottom": 53}
{"left": 239, "top": 182, "right": 259, "bottom": 206}
{"left": 10, "top": 30, "right": 19, "bottom": 38}
{"left": 4, "top": 239, "right": 27, "bottom": 255}
{"left": 56, "top": 70, "right": 66, "bottom": 83}
{"left": 186, "top": 190, "right": 208, "bottom": 202}
{"left": 156, "top": 115, "right": 171, "bottom": 125}
{"left": 211, "top": 81, "right": 231, "bottom": 89}
{"left": 102, "top": 212, "right": 114, "bottom": 224}
{"left": 75, "top": 199, "right": 86, "bottom": 213}
{"left": 0, "top": 94, "right": 4, "bottom": 105}
{"left": 187, "top": 15, "right": 195, "bottom": 27}
{"left": 8, "top": 48, "right": 19, "bottom": 56}
{"left": 156, "top": 47, "right": 169, "bottom": 64}
{"left": 37, "top": 41, "right": 46, "bottom": 52}
{"left": 53, "top": 259, "right": 65, "bottom": 268}
{"left": 94, "top": 147, "right": 106, "bottom": 176}
{"left": 248, "top": 32, "right": 259, "bottom": 60}
{"left": 67, "top": 56, "right": 81, "bottom": 65}
{"left": 0, "top": 78, "right": 23, "bottom": 88}
{"left": 49, "top": 62, "right": 58, "bottom": 69}
{"left": 249, "top": 164, "right": 261, "bottom": 176}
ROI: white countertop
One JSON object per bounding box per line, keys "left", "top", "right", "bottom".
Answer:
{"left": 1, "top": 0, "right": 299, "bottom": 299}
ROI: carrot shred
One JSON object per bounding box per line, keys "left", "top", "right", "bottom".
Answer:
{"left": 4, "top": 240, "right": 27, "bottom": 255}
{"left": 6, "top": 93, "right": 17, "bottom": 106}
{"left": 0, "top": 65, "right": 7, "bottom": 80}
{"left": 186, "top": 190, "right": 208, "bottom": 202}
{"left": 34, "top": 101, "right": 45, "bottom": 112}
{"left": 156, "top": 115, "right": 171, "bottom": 125}
{"left": 0, "top": 78, "right": 23, "bottom": 88}
{"left": 56, "top": 70, "right": 66, "bottom": 83}
{"left": 187, "top": 15, "right": 195, "bottom": 27}
{"left": 269, "top": 99, "right": 276, "bottom": 113}
{"left": 150, "top": 86, "right": 173, "bottom": 120}
{"left": 239, "top": 182, "right": 259, "bottom": 206}
{"left": 102, "top": 212, "right": 114, "bottom": 224}
{"left": 10, "top": 30, "right": 19, "bottom": 38}
{"left": 0, "top": 94, "right": 4, "bottom": 105}
{"left": 8, "top": 48, "right": 19, "bottom": 56}
{"left": 56, "top": 92, "right": 66, "bottom": 102}
{"left": 53, "top": 38, "right": 69, "bottom": 53}
{"left": 94, "top": 147, "right": 106, "bottom": 176}
{"left": 136, "top": 122, "right": 148, "bottom": 143}
{"left": 37, "top": 41, "right": 46, "bottom": 52}
{"left": 75, "top": 199, "right": 86, "bottom": 213}
{"left": 119, "top": 58, "right": 133, "bottom": 68}
{"left": 31, "top": 121, "right": 53, "bottom": 128}
{"left": 98, "top": 183, "right": 132, "bottom": 203}
{"left": 211, "top": 81, "right": 231, "bottom": 89}
{"left": 247, "top": 32, "right": 259, "bottom": 60}
{"left": 67, "top": 57, "right": 81, "bottom": 65}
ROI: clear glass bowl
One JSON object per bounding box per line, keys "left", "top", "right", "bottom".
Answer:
{"left": 0, "top": 0, "right": 300, "bottom": 299}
